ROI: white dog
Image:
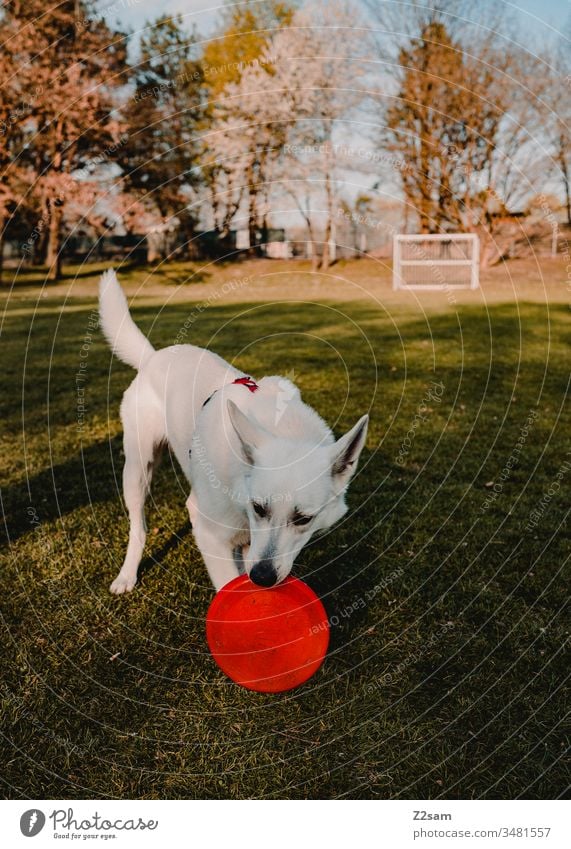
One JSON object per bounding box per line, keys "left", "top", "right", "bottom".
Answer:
{"left": 99, "top": 269, "right": 369, "bottom": 594}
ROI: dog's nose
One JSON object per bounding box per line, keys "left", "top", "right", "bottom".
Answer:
{"left": 250, "top": 560, "right": 278, "bottom": 587}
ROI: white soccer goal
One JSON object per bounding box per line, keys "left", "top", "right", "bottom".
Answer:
{"left": 393, "top": 233, "right": 480, "bottom": 291}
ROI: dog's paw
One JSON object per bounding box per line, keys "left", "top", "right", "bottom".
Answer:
{"left": 110, "top": 574, "right": 137, "bottom": 594}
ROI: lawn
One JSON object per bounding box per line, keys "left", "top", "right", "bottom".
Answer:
{"left": 1, "top": 257, "right": 569, "bottom": 799}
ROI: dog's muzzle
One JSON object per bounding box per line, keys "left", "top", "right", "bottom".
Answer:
{"left": 250, "top": 560, "right": 278, "bottom": 587}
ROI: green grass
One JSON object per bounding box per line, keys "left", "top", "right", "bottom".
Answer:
{"left": 1, "top": 259, "right": 569, "bottom": 799}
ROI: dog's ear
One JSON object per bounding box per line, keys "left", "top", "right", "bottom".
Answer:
{"left": 227, "top": 400, "right": 269, "bottom": 464}
{"left": 330, "top": 414, "right": 369, "bottom": 490}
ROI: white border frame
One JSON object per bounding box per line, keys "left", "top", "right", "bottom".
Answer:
{"left": 393, "top": 233, "right": 480, "bottom": 291}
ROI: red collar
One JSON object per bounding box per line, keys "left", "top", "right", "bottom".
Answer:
{"left": 202, "top": 375, "right": 259, "bottom": 409}
{"left": 232, "top": 376, "right": 259, "bottom": 393}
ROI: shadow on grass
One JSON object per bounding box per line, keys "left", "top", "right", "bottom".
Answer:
{"left": 137, "top": 520, "right": 193, "bottom": 585}
{"left": 2, "top": 436, "right": 123, "bottom": 546}
{"left": 2, "top": 260, "right": 218, "bottom": 289}
{"left": 151, "top": 267, "right": 213, "bottom": 286}
{"left": 3, "top": 262, "right": 116, "bottom": 287}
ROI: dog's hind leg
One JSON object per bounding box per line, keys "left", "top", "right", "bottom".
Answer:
{"left": 110, "top": 381, "right": 165, "bottom": 594}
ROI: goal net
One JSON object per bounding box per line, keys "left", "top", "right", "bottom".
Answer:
{"left": 393, "top": 234, "right": 480, "bottom": 291}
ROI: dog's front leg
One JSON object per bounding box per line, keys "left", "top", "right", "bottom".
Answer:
{"left": 232, "top": 545, "right": 247, "bottom": 575}
{"left": 191, "top": 515, "right": 241, "bottom": 591}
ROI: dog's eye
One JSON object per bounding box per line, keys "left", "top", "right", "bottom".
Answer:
{"left": 292, "top": 513, "right": 313, "bottom": 527}
{"left": 252, "top": 501, "right": 268, "bottom": 519}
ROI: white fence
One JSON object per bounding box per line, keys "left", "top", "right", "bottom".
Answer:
{"left": 393, "top": 234, "right": 480, "bottom": 291}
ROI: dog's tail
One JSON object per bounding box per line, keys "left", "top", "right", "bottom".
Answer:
{"left": 99, "top": 269, "right": 155, "bottom": 370}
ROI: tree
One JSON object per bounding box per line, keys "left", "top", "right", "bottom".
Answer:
{"left": 116, "top": 15, "right": 204, "bottom": 259}
{"left": 201, "top": 1, "right": 294, "bottom": 101}
{"left": 0, "top": 4, "right": 42, "bottom": 282}
{"left": 369, "top": 0, "right": 548, "bottom": 264}
{"left": 206, "top": 63, "right": 290, "bottom": 251}
{"left": 206, "top": 0, "right": 368, "bottom": 266}
{"left": 2, "top": 1, "right": 128, "bottom": 280}
{"left": 201, "top": 1, "right": 294, "bottom": 249}
{"left": 539, "top": 40, "right": 571, "bottom": 226}
{"left": 384, "top": 18, "right": 507, "bottom": 234}
{"left": 270, "top": 0, "right": 369, "bottom": 268}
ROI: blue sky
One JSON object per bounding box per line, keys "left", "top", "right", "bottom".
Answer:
{"left": 510, "top": 0, "right": 570, "bottom": 32}
{"left": 103, "top": 0, "right": 219, "bottom": 34}
{"left": 103, "top": 0, "right": 571, "bottom": 39}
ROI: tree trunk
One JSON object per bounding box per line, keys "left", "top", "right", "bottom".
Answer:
{"left": 561, "top": 153, "right": 571, "bottom": 227}
{"left": 290, "top": 191, "right": 319, "bottom": 269}
{"left": 247, "top": 188, "right": 258, "bottom": 256}
{"left": 260, "top": 214, "right": 268, "bottom": 253}
{"left": 419, "top": 135, "right": 432, "bottom": 232}
{"left": 34, "top": 220, "right": 49, "bottom": 265}
{"left": 320, "top": 165, "right": 335, "bottom": 270}
{"left": 0, "top": 204, "right": 7, "bottom": 285}
{"left": 479, "top": 223, "right": 497, "bottom": 269}
{"left": 321, "top": 216, "right": 331, "bottom": 270}
{"left": 419, "top": 209, "right": 431, "bottom": 233}
{"left": 46, "top": 200, "right": 63, "bottom": 281}
{"left": 33, "top": 192, "right": 50, "bottom": 265}
{"left": 304, "top": 217, "right": 319, "bottom": 270}
{"left": 402, "top": 200, "right": 409, "bottom": 234}
{"left": 244, "top": 158, "right": 259, "bottom": 256}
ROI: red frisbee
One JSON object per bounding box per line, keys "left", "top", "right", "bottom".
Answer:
{"left": 206, "top": 575, "right": 330, "bottom": 693}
